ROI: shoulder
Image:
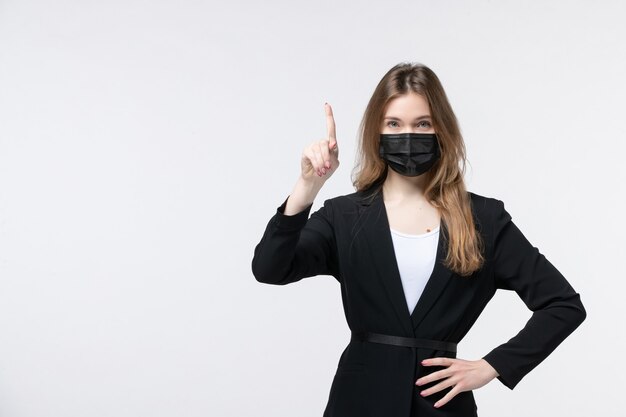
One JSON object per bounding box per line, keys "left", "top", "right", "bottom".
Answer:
{"left": 322, "top": 188, "right": 380, "bottom": 212}
{"left": 308, "top": 190, "right": 376, "bottom": 222}
{"left": 323, "top": 189, "right": 509, "bottom": 219}
{"left": 325, "top": 189, "right": 507, "bottom": 209}
{"left": 467, "top": 191, "right": 513, "bottom": 240}
{"left": 332, "top": 189, "right": 370, "bottom": 204}
{"left": 467, "top": 191, "right": 505, "bottom": 217}
{"left": 467, "top": 191, "right": 514, "bottom": 237}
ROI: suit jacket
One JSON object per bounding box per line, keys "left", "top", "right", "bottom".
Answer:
{"left": 251, "top": 186, "right": 586, "bottom": 417}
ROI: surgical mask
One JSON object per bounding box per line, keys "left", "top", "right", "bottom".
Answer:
{"left": 379, "top": 133, "right": 441, "bottom": 177}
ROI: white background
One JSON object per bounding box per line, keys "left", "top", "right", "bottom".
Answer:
{"left": 1, "top": 0, "right": 624, "bottom": 416}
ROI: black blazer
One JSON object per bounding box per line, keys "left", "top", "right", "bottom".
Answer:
{"left": 251, "top": 187, "right": 586, "bottom": 417}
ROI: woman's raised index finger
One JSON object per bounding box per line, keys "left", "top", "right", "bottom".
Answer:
{"left": 325, "top": 103, "right": 337, "bottom": 146}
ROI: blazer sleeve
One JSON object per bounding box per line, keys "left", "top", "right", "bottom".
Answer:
{"left": 481, "top": 199, "right": 587, "bottom": 390}
{"left": 251, "top": 194, "right": 340, "bottom": 285}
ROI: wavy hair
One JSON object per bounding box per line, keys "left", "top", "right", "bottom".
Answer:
{"left": 350, "top": 62, "right": 484, "bottom": 276}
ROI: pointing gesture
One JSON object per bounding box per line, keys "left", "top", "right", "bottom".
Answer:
{"left": 326, "top": 102, "right": 338, "bottom": 153}
{"left": 300, "top": 103, "right": 340, "bottom": 183}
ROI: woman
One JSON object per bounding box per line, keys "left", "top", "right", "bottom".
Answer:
{"left": 251, "top": 62, "right": 586, "bottom": 417}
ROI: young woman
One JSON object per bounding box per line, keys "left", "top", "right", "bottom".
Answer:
{"left": 251, "top": 62, "right": 586, "bottom": 417}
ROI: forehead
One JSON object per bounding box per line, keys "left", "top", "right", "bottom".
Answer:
{"left": 384, "top": 93, "right": 431, "bottom": 116}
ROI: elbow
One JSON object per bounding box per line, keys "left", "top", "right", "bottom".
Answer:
{"left": 563, "top": 292, "right": 587, "bottom": 331}
{"left": 252, "top": 268, "right": 269, "bottom": 284}
{"left": 254, "top": 274, "right": 290, "bottom": 286}
{"left": 251, "top": 255, "right": 267, "bottom": 283}
{"left": 251, "top": 250, "right": 272, "bottom": 284}
{"left": 251, "top": 242, "right": 290, "bottom": 285}
{"left": 251, "top": 259, "right": 272, "bottom": 284}
{"left": 541, "top": 292, "right": 587, "bottom": 332}
{"left": 253, "top": 271, "right": 286, "bottom": 286}
{"left": 574, "top": 295, "right": 587, "bottom": 327}
{"left": 251, "top": 257, "right": 289, "bottom": 286}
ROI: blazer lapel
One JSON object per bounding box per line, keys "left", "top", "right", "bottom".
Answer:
{"left": 409, "top": 217, "right": 454, "bottom": 331}
{"left": 357, "top": 188, "right": 454, "bottom": 336}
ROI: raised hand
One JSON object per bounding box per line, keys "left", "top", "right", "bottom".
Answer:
{"left": 300, "top": 103, "right": 340, "bottom": 184}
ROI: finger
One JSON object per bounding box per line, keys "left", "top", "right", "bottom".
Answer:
{"left": 434, "top": 386, "right": 461, "bottom": 408}
{"left": 303, "top": 147, "right": 322, "bottom": 176}
{"left": 416, "top": 368, "right": 452, "bottom": 386}
{"left": 325, "top": 103, "right": 337, "bottom": 148}
{"left": 422, "top": 357, "right": 454, "bottom": 367}
{"left": 313, "top": 142, "right": 326, "bottom": 175}
{"left": 420, "top": 376, "right": 456, "bottom": 397}
{"left": 319, "top": 139, "right": 331, "bottom": 169}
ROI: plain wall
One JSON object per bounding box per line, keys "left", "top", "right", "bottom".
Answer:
{"left": 1, "top": 0, "right": 624, "bottom": 416}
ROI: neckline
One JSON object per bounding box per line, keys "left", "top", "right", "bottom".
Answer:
{"left": 389, "top": 224, "right": 440, "bottom": 239}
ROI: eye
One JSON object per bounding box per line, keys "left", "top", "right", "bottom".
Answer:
{"left": 386, "top": 121, "right": 399, "bottom": 128}
{"left": 416, "top": 121, "right": 432, "bottom": 128}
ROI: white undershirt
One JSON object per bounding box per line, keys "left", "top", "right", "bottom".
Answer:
{"left": 389, "top": 225, "right": 440, "bottom": 315}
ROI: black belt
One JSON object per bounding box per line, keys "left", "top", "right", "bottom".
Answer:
{"left": 351, "top": 331, "right": 457, "bottom": 353}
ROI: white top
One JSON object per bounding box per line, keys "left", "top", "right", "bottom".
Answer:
{"left": 389, "top": 225, "right": 440, "bottom": 315}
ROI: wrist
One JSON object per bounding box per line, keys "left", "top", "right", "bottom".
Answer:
{"left": 480, "top": 359, "right": 499, "bottom": 379}
{"left": 295, "top": 176, "right": 324, "bottom": 198}
{"left": 283, "top": 177, "right": 323, "bottom": 215}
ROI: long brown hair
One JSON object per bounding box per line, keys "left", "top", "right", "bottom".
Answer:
{"left": 351, "top": 62, "right": 484, "bottom": 276}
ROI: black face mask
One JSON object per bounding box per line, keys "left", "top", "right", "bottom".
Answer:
{"left": 379, "top": 133, "right": 441, "bottom": 177}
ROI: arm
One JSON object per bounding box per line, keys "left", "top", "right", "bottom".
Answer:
{"left": 251, "top": 194, "right": 340, "bottom": 285}
{"left": 481, "top": 199, "right": 587, "bottom": 390}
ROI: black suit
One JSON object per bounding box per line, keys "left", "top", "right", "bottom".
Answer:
{"left": 251, "top": 187, "right": 586, "bottom": 417}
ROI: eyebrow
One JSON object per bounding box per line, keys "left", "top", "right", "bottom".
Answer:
{"left": 384, "top": 115, "right": 431, "bottom": 121}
